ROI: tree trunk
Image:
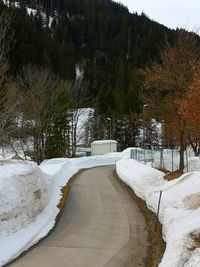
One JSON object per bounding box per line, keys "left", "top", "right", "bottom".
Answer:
{"left": 188, "top": 136, "right": 198, "bottom": 156}
{"left": 19, "top": 139, "right": 27, "bottom": 160}
{"left": 179, "top": 147, "right": 184, "bottom": 172}
{"left": 179, "top": 124, "right": 185, "bottom": 172}
{"left": 41, "top": 134, "right": 45, "bottom": 162}
{"left": 34, "top": 139, "right": 40, "bottom": 165}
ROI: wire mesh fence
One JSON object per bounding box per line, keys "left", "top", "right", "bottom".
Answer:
{"left": 130, "top": 148, "right": 192, "bottom": 172}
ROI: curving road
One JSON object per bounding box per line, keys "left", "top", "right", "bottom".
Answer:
{"left": 9, "top": 166, "right": 149, "bottom": 267}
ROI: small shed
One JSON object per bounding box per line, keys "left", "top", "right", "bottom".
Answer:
{"left": 91, "top": 140, "right": 117, "bottom": 156}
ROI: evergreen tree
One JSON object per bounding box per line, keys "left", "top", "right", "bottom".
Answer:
{"left": 46, "top": 84, "right": 70, "bottom": 158}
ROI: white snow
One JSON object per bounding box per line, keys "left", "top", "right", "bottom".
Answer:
{"left": 0, "top": 160, "right": 51, "bottom": 266}
{"left": 26, "top": 7, "right": 37, "bottom": 16}
{"left": 92, "top": 140, "right": 117, "bottom": 145}
{"left": 116, "top": 158, "right": 200, "bottom": 267}
{"left": 2, "top": 146, "right": 200, "bottom": 266}
{"left": 2, "top": 1, "right": 53, "bottom": 28}
{"left": 75, "top": 63, "right": 84, "bottom": 80}
{"left": 76, "top": 108, "right": 93, "bottom": 145}
{"left": 0, "top": 161, "right": 48, "bottom": 239}
{"left": 0, "top": 154, "right": 122, "bottom": 266}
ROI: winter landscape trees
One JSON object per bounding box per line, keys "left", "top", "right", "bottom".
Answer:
{"left": 142, "top": 31, "right": 200, "bottom": 171}
{"left": 179, "top": 63, "right": 200, "bottom": 156}
{"left": 2, "top": 2, "right": 200, "bottom": 267}
{"left": 1, "top": 0, "right": 200, "bottom": 171}
{"left": 0, "top": 9, "right": 19, "bottom": 156}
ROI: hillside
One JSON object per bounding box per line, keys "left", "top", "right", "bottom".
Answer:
{"left": 0, "top": 0, "right": 183, "bottom": 149}
{"left": 2, "top": 0, "right": 176, "bottom": 93}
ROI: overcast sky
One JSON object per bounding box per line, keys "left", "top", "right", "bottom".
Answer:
{"left": 115, "top": 0, "right": 199, "bottom": 31}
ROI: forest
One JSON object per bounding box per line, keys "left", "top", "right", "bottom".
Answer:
{"left": 1, "top": 0, "right": 200, "bottom": 170}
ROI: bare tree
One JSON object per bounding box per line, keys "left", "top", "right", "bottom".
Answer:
{"left": 0, "top": 10, "right": 13, "bottom": 89}
{"left": 19, "top": 65, "right": 58, "bottom": 164}
{"left": 0, "top": 10, "right": 16, "bottom": 156}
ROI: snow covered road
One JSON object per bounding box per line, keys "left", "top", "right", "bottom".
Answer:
{"left": 8, "top": 166, "right": 149, "bottom": 267}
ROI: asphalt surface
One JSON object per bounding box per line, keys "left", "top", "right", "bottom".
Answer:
{"left": 9, "top": 166, "right": 149, "bottom": 267}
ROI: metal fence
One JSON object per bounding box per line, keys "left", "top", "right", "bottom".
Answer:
{"left": 130, "top": 148, "right": 154, "bottom": 167}
{"left": 130, "top": 148, "right": 190, "bottom": 172}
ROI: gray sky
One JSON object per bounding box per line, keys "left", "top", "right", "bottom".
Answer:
{"left": 115, "top": 0, "right": 200, "bottom": 31}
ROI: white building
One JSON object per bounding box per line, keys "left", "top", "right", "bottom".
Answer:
{"left": 91, "top": 140, "right": 117, "bottom": 156}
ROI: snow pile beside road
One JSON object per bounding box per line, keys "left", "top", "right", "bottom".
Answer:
{"left": 117, "top": 157, "right": 164, "bottom": 200}
{"left": 0, "top": 155, "right": 120, "bottom": 266}
{"left": 116, "top": 158, "right": 200, "bottom": 267}
{"left": 0, "top": 160, "right": 50, "bottom": 266}
{"left": 0, "top": 160, "right": 48, "bottom": 239}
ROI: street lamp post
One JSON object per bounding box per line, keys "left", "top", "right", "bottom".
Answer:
{"left": 107, "top": 117, "right": 112, "bottom": 152}
{"left": 143, "top": 104, "right": 149, "bottom": 164}
{"left": 143, "top": 104, "right": 149, "bottom": 149}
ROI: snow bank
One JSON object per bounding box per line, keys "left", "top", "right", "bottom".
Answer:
{"left": 0, "top": 160, "right": 50, "bottom": 266}
{"left": 0, "top": 154, "right": 121, "bottom": 266}
{"left": 116, "top": 158, "right": 200, "bottom": 267}
{"left": 0, "top": 160, "right": 48, "bottom": 239}
{"left": 3, "top": 151, "right": 200, "bottom": 266}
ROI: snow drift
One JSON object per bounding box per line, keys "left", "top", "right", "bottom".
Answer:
{"left": 116, "top": 158, "right": 200, "bottom": 267}
{"left": 2, "top": 151, "right": 200, "bottom": 267}
{"left": 0, "top": 155, "right": 121, "bottom": 266}
{"left": 0, "top": 160, "right": 48, "bottom": 239}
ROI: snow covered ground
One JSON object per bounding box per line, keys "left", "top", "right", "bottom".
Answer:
{"left": 0, "top": 154, "right": 123, "bottom": 266}
{"left": 129, "top": 147, "right": 196, "bottom": 172}
{"left": 1, "top": 147, "right": 200, "bottom": 266}
{"left": 0, "top": 161, "right": 49, "bottom": 240}
{"left": 116, "top": 158, "right": 200, "bottom": 267}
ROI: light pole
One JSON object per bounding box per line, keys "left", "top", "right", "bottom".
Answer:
{"left": 143, "top": 104, "right": 149, "bottom": 163}
{"left": 143, "top": 104, "right": 149, "bottom": 149}
{"left": 107, "top": 117, "right": 111, "bottom": 152}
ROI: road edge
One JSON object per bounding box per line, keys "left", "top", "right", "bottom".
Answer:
{"left": 113, "top": 170, "right": 166, "bottom": 267}
{"left": 5, "top": 172, "right": 79, "bottom": 267}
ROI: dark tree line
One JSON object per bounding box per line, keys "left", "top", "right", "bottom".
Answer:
{"left": 2, "top": 0, "right": 176, "bottom": 88}
{"left": 2, "top": 0, "right": 198, "bottom": 153}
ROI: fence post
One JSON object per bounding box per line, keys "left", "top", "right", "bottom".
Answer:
{"left": 160, "top": 149, "right": 164, "bottom": 169}
{"left": 151, "top": 149, "right": 154, "bottom": 167}
{"left": 186, "top": 148, "right": 189, "bottom": 172}
{"left": 155, "top": 190, "right": 163, "bottom": 232}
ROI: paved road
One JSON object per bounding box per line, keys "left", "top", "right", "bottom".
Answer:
{"left": 9, "top": 166, "right": 149, "bottom": 267}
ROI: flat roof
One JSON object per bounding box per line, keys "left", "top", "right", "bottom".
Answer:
{"left": 92, "top": 140, "right": 117, "bottom": 145}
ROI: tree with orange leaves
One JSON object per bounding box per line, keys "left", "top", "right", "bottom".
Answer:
{"left": 179, "top": 64, "right": 200, "bottom": 155}
{"left": 180, "top": 64, "right": 200, "bottom": 126}
{"left": 143, "top": 30, "right": 200, "bottom": 171}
